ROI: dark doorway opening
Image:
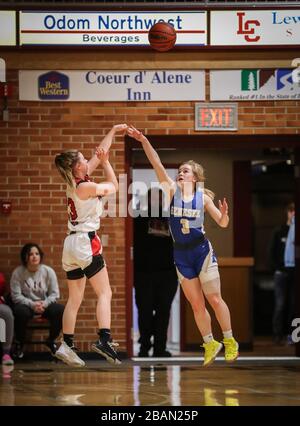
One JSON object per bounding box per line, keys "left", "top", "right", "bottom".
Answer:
{"left": 125, "top": 134, "right": 300, "bottom": 356}
{"left": 251, "top": 150, "right": 295, "bottom": 339}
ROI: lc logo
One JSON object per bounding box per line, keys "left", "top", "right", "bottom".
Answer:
{"left": 237, "top": 12, "right": 261, "bottom": 43}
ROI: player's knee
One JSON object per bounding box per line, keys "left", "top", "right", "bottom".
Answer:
{"left": 207, "top": 294, "right": 223, "bottom": 310}
{"left": 68, "top": 297, "right": 83, "bottom": 311}
{"left": 98, "top": 287, "right": 112, "bottom": 301}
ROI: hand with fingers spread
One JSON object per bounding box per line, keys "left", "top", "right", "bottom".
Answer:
{"left": 218, "top": 198, "right": 229, "bottom": 217}
{"left": 127, "top": 125, "right": 146, "bottom": 143}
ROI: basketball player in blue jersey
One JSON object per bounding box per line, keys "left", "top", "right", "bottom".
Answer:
{"left": 128, "top": 125, "right": 239, "bottom": 366}
{"left": 54, "top": 124, "right": 127, "bottom": 367}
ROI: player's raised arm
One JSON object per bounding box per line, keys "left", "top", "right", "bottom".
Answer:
{"left": 95, "top": 148, "right": 118, "bottom": 196}
{"left": 127, "top": 125, "right": 175, "bottom": 196}
{"left": 88, "top": 124, "right": 127, "bottom": 175}
{"left": 204, "top": 195, "right": 229, "bottom": 228}
{"left": 77, "top": 149, "right": 118, "bottom": 198}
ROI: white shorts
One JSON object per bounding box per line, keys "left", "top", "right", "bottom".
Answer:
{"left": 199, "top": 248, "right": 220, "bottom": 293}
{"left": 62, "top": 231, "right": 105, "bottom": 279}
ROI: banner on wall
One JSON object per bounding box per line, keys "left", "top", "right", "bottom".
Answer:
{"left": 19, "top": 11, "right": 207, "bottom": 46}
{"left": 210, "top": 69, "right": 300, "bottom": 101}
{"left": 211, "top": 10, "right": 300, "bottom": 46}
{"left": 19, "top": 70, "right": 206, "bottom": 101}
{"left": 0, "top": 11, "right": 16, "bottom": 46}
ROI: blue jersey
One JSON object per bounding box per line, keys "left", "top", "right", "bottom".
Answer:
{"left": 169, "top": 187, "right": 205, "bottom": 245}
{"left": 169, "top": 188, "right": 219, "bottom": 282}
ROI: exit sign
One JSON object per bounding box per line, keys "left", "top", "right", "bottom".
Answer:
{"left": 195, "top": 103, "right": 238, "bottom": 131}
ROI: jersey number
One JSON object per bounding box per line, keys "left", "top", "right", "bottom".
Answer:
{"left": 180, "top": 219, "right": 190, "bottom": 234}
{"left": 67, "top": 198, "right": 78, "bottom": 224}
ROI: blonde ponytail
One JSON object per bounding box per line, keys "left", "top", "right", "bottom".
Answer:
{"left": 55, "top": 150, "right": 79, "bottom": 188}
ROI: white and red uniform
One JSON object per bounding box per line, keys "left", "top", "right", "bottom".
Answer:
{"left": 62, "top": 176, "right": 105, "bottom": 280}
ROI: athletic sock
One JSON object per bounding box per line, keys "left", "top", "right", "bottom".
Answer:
{"left": 203, "top": 333, "right": 214, "bottom": 343}
{"left": 223, "top": 330, "right": 233, "bottom": 339}
{"left": 63, "top": 334, "right": 74, "bottom": 348}
{"left": 98, "top": 328, "right": 111, "bottom": 343}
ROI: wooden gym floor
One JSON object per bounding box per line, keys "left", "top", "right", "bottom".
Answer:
{"left": 1, "top": 356, "right": 300, "bottom": 406}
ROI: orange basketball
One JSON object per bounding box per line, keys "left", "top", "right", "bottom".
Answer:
{"left": 148, "top": 22, "right": 177, "bottom": 52}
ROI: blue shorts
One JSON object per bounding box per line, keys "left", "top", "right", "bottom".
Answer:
{"left": 174, "top": 239, "right": 220, "bottom": 286}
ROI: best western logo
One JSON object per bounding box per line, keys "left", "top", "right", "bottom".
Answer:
{"left": 38, "top": 71, "right": 69, "bottom": 100}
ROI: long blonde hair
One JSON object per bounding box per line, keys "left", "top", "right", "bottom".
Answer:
{"left": 55, "top": 150, "right": 80, "bottom": 188}
{"left": 179, "top": 160, "right": 215, "bottom": 200}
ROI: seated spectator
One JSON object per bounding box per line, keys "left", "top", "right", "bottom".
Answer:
{"left": 10, "top": 243, "right": 64, "bottom": 358}
{"left": 0, "top": 272, "right": 14, "bottom": 365}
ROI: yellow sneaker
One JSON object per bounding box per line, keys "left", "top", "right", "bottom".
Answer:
{"left": 202, "top": 339, "right": 223, "bottom": 367}
{"left": 223, "top": 337, "right": 239, "bottom": 362}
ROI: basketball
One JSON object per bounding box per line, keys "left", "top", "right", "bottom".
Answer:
{"left": 148, "top": 22, "right": 177, "bottom": 52}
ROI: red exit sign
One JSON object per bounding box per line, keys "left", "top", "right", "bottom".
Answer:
{"left": 195, "top": 103, "right": 238, "bottom": 131}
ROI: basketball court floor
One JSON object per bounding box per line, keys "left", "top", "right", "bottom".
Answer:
{"left": 1, "top": 355, "right": 300, "bottom": 406}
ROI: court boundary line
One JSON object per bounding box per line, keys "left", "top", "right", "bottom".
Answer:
{"left": 132, "top": 356, "right": 300, "bottom": 362}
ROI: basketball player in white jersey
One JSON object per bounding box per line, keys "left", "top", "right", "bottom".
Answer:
{"left": 54, "top": 124, "right": 127, "bottom": 367}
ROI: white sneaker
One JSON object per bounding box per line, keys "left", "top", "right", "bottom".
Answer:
{"left": 55, "top": 341, "right": 85, "bottom": 367}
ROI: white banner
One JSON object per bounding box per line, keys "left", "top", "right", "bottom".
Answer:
{"left": 19, "top": 70, "right": 205, "bottom": 102}
{"left": 210, "top": 69, "right": 300, "bottom": 101}
{"left": 19, "top": 11, "right": 207, "bottom": 46}
{"left": 211, "top": 10, "right": 300, "bottom": 45}
{"left": 0, "top": 11, "right": 16, "bottom": 46}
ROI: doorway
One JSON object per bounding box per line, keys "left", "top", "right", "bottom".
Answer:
{"left": 125, "top": 134, "right": 300, "bottom": 357}
{"left": 251, "top": 152, "right": 295, "bottom": 342}
{"left": 131, "top": 167, "right": 180, "bottom": 356}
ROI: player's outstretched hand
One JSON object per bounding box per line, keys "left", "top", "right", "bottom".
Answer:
{"left": 127, "top": 125, "right": 145, "bottom": 143}
{"left": 218, "top": 198, "right": 229, "bottom": 216}
{"left": 113, "top": 123, "right": 128, "bottom": 134}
